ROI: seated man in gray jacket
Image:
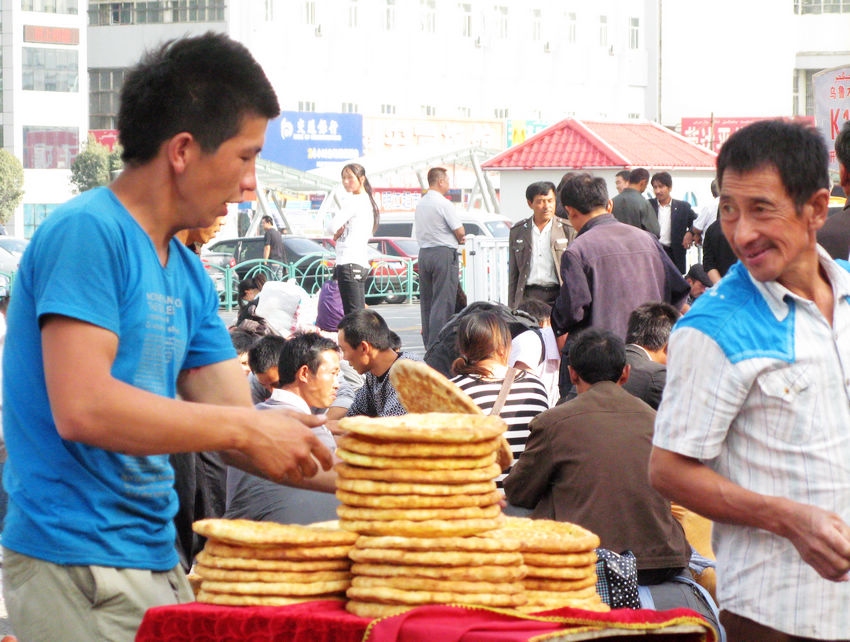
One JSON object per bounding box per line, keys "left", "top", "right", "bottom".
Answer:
{"left": 622, "top": 302, "right": 680, "bottom": 410}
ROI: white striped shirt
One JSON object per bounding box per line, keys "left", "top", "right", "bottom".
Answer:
{"left": 653, "top": 249, "right": 850, "bottom": 638}
{"left": 451, "top": 369, "right": 550, "bottom": 485}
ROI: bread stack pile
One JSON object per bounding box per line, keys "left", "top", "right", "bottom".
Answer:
{"left": 334, "top": 411, "right": 527, "bottom": 617}
{"left": 190, "top": 518, "right": 357, "bottom": 606}
{"left": 490, "top": 517, "right": 609, "bottom": 613}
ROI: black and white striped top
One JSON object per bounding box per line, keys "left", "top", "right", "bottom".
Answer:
{"left": 451, "top": 370, "right": 550, "bottom": 485}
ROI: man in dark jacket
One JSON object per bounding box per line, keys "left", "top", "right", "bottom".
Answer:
{"left": 610, "top": 167, "right": 660, "bottom": 237}
{"left": 649, "top": 172, "right": 697, "bottom": 274}
{"left": 817, "top": 120, "right": 850, "bottom": 261}
{"left": 622, "top": 302, "right": 680, "bottom": 410}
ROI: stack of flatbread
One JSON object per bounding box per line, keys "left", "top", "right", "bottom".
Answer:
{"left": 190, "top": 518, "right": 357, "bottom": 606}
{"left": 488, "top": 517, "right": 609, "bottom": 613}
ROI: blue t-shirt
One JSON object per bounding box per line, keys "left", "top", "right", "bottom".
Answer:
{"left": 2, "top": 187, "right": 235, "bottom": 570}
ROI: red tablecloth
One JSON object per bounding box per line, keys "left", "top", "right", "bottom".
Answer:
{"left": 136, "top": 600, "right": 718, "bottom": 642}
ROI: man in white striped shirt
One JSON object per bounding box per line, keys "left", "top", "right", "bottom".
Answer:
{"left": 650, "top": 120, "right": 850, "bottom": 640}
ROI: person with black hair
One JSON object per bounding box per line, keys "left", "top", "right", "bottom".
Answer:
{"left": 614, "top": 169, "right": 631, "bottom": 194}
{"left": 326, "top": 163, "right": 381, "bottom": 314}
{"left": 651, "top": 119, "right": 850, "bottom": 639}
{"left": 508, "top": 299, "right": 561, "bottom": 407}
{"left": 610, "top": 167, "right": 660, "bottom": 237}
{"left": 621, "top": 302, "right": 680, "bottom": 410}
{"left": 693, "top": 179, "right": 720, "bottom": 242}
{"left": 649, "top": 172, "right": 698, "bottom": 274}
{"left": 818, "top": 119, "right": 850, "bottom": 260}
{"left": 226, "top": 333, "right": 340, "bottom": 525}
{"left": 334, "top": 309, "right": 421, "bottom": 418}
{"left": 0, "top": 33, "right": 333, "bottom": 639}
{"left": 508, "top": 181, "right": 575, "bottom": 308}
{"left": 552, "top": 173, "right": 689, "bottom": 399}
{"left": 261, "top": 215, "right": 285, "bottom": 280}
{"left": 504, "top": 328, "right": 690, "bottom": 582}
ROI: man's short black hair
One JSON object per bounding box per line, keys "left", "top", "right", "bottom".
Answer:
{"left": 338, "top": 309, "right": 395, "bottom": 351}
{"left": 628, "top": 168, "right": 649, "bottom": 185}
{"left": 615, "top": 169, "right": 630, "bottom": 181}
{"left": 559, "top": 173, "right": 608, "bottom": 214}
{"left": 427, "top": 167, "right": 447, "bottom": 186}
{"left": 625, "top": 302, "right": 681, "bottom": 351}
{"left": 278, "top": 332, "right": 339, "bottom": 386}
{"left": 229, "top": 327, "right": 258, "bottom": 355}
{"left": 716, "top": 119, "right": 829, "bottom": 211}
{"left": 525, "top": 181, "right": 557, "bottom": 203}
{"left": 248, "top": 335, "right": 287, "bottom": 375}
{"left": 651, "top": 171, "right": 673, "bottom": 189}
{"left": 569, "top": 328, "right": 626, "bottom": 384}
{"left": 836, "top": 120, "right": 850, "bottom": 170}
{"left": 517, "top": 299, "right": 552, "bottom": 325}
{"left": 710, "top": 179, "right": 719, "bottom": 198}
{"left": 261, "top": 215, "right": 274, "bottom": 225}
{"left": 118, "top": 32, "right": 280, "bottom": 165}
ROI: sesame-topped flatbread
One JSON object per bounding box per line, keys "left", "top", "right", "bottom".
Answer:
{"left": 195, "top": 550, "right": 349, "bottom": 572}
{"left": 335, "top": 462, "right": 502, "bottom": 484}
{"left": 338, "top": 413, "right": 505, "bottom": 443}
{"left": 335, "top": 448, "right": 497, "bottom": 471}
{"left": 203, "top": 541, "right": 353, "bottom": 561}
{"left": 389, "top": 360, "right": 483, "bottom": 415}
{"left": 355, "top": 535, "right": 521, "bottom": 552}
{"left": 336, "top": 477, "right": 497, "bottom": 496}
{"left": 488, "top": 518, "right": 601, "bottom": 553}
{"left": 336, "top": 434, "right": 500, "bottom": 458}
{"left": 336, "top": 489, "right": 503, "bottom": 509}
{"left": 192, "top": 519, "right": 358, "bottom": 547}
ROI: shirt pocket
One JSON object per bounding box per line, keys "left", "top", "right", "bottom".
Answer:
{"left": 755, "top": 367, "right": 813, "bottom": 443}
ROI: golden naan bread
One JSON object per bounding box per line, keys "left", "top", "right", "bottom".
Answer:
{"left": 197, "top": 590, "right": 344, "bottom": 606}
{"left": 337, "top": 504, "right": 501, "bottom": 522}
{"left": 350, "top": 562, "right": 527, "bottom": 582}
{"left": 336, "top": 448, "right": 496, "bottom": 470}
{"left": 201, "top": 579, "right": 350, "bottom": 596}
{"left": 389, "top": 360, "right": 483, "bottom": 415}
{"left": 337, "top": 434, "right": 499, "bottom": 458}
{"left": 195, "top": 550, "right": 349, "bottom": 572}
{"left": 355, "top": 535, "right": 520, "bottom": 552}
{"left": 346, "top": 585, "right": 526, "bottom": 607}
{"left": 194, "top": 565, "right": 350, "bottom": 583}
{"left": 348, "top": 547, "right": 523, "bottom": 567}
{"left": 203, "top": 541, "right": 352, "bottom": 561}
{"left": 339, "top": 413, "right": 505, "bottom": 443}
{"left": 351, "top": 576, "right": 524, "bottom": 594}
{"left": 193, "top": 519, "right": 358, "bottom": 547}
{"left": 340, "top": 515, "right": 504, "bottom": 537}
{"left": 336, "top": 489, "right": 502, "bottom": 509}
{"left": 336, "top": 477, "right": 497, "bottom": 496}
{"left": 335, "top": 462, "right": 501, "bottom": 484}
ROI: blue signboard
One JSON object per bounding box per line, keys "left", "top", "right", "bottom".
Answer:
{"left": 261, "top": 111, "right": 363, "bottom": 171}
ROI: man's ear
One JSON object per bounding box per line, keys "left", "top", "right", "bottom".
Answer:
{"left": 166, "top": 132, "right": 196, "bottom": 175}
{"left": 296, "top": 364, "right": 311, "bottom": 384}
{"left": 568, "top": 365, "right": 579, "bottom": 386}
{"left": 605, "top": 199, "right": 613, "bottom": 213}
{"left": 806, "top": 187, "right": 830, "bottom": 232}
{"left": 617, "top": 363, "right": 631, "bottom": 386}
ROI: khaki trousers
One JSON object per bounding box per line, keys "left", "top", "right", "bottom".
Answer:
{"left": 2, "top": 547, "right": 193, "bottom": 642}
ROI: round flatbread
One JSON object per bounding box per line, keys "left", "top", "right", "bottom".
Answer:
{"left": 348, "top": 547, "right": 523, "bottom": 567}
{"left": 337, "top": 477, "right": 497, "bottom": 496}
{"left": 523, "top": 575, "right": 598, "bottom": 591}
{"left": 335, "top": 462, "right": 501, "bottom": 484}
{"left": 351, "top": 563, "right": 527, "bottom": 582}
{"left": 525, "top": 587, "right": 599, "bottom": 602}
{"left": 340, "top": 515, "right": 504, "bottom": 537}
{"left": 339, "top": 413, "right": 505, "bottom": 443}
{"left": 351, "top": 576, "right": 525, "bottom": 594}
{"left": 193, "top": 519, "right": 358, "bottom": 547}
{"left": 523, "top": 563, "right": 596, "bottom": 580}
{"left": 338, "top": 504, "right": 501, "bottom": 522}
{"left": 194, "top": 566, "right": 350, "bottom": 584}
{"left": 336, "top": 448, "right": 497, "bottom": 471}
{"left": 195, "top": 551, "right": 349, "bottom": 572}
{"left": 345, "top": 600, "right": 411, "bottom": 619}
{"left": 336, "top": 434, "right": 499, "bottom": 458}
{"left": 203, "top": 541, "right": 352, "bottom": 561}
{"left": 521, "top": 551, "right": 598, "bottom": 567}
{"left": 488, "top": 520, "right": 600, "bottom": 553}
{"left": 336, "top": 490, "right": 502, "bottom": 509}
{"left": 389, "top": 360, "right": 483, "bottom": 415}
{"left": 201, "top": 579, "right": 350, "bottom": 596}
{"left": 518, "top": 595, "right": 610, "bottom": 614}
{"left": 197, "top": 590, "right": 344, "bottom": 606}
{"left": 346, "top": 585, "right": 526, "bottom": 607}
{"left": 355, "top": 535, "right": 520, "bottom": 552}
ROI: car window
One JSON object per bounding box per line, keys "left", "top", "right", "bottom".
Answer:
{"left": 376, "top": 222, "right": 413, "bottom": 237}
{"left": 209, "top": 239, "right": 238, "bottom": 255}
{"left": 464, "top": 223, "right": 483, "bottom": 236}
{"left": 237, "top": 239, "right": 265, "bottom": 262}
{"left": 0, "top": 238, "right": 28, "bottom": 255}
{"left": 368, "top": 241, "right": 383, "bottom": 253}
{"left": 395, "top": 239, "right": 420, "bottom": 256}
{"left": 283, "top": 237, "right": 328, "bottom": 258}
{"left": 485, "top": 221, "right": 510, "bottom": 238}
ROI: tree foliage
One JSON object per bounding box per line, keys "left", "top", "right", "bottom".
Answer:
{"left": 0, "top": 149, "right": 24, "bottom": 225}
{"left": 70, "top": 134, "right": 123, "bottom": 193}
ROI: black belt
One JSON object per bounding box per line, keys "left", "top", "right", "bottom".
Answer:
{"left": 526, "top": 283, "right": 560, "bottom": 290}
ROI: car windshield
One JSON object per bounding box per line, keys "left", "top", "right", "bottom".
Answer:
{"left": 485, "top": 221, "right": 510, "bottom": 238}
{"left": 284, "top": 237, "right": 328, "bottom": 256}
{"left": 395, "top": 239, "right": 420, "bottom": 255}
{"left": 0, "top": 238, "right": 28, "bottom": 256}
{"left": 207, "top": 240, "right": 238, "bottom": 255}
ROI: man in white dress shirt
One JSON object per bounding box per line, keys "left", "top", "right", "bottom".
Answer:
{"left": 650, "top": 119, "right": 850, "bottom": 639}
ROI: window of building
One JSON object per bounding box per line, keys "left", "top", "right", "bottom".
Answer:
{"left": 628, "top": 112, "right": 640, "bottom": 119}
{"left": 87, "top": 1, "right": 225, "bottom": 25}
{"left": 460, "top": 3, "right": 472, "bottom": 37}
{"left": 795, "top": 0, "right": 850, "bottom": 12}
{"left": 457, "top": 106, "right": 471, "bottom": 118}
{"left": 298, "top": 100, "right": 316, "bottom": 111}
{"left": 531, "top": 9, "right": 542, "bottom": 41}
{"left": 495, "top": 5, "right": 508, "bottom": 39}
{"left": 385, "top": 0, "right": 396, "bottom": 30}
{"left": 420, "top": 0, "right": 436, "bottom": 33}
{"left": 89, "top": 68, "right": 125, "bottom": 129}
{"left": 629, "top": 17, "right": 639, "bottom": 49}
{"left": 494, "top": 107, "right": 509, "bottom": 119}
{"left": 23, "top": 204, "right": 60, "bottom": 239}
{"left": 341, "top": 102, "right": 359, "bottom": 113}
{"left": 421, "top": 104, "right": 436, "bottom": 117}
{"left": 304, "top": 0, "right": 316, "bottom": 24}
{"left": 22, "top": 47, "right": 78, "bottom": 92}
{"left": 23, "top": 127, "right": 79, "bottom": 169}
{"left": 21, "top": 0, "right": 78, "bottom": 13}
{"left": 599, "top": 15, "right": 608, "bottom": 47}
{"left": 347, "top": 0, "right": 358, "bottom": 27}
{"left": 567, "top": 12, "right": 576, "bottom": 44}
{"left": 792, "top": 70, "right": 800, "bottom": 116}
{"left": 380, "top": 104, "right": 396, "bottom": 114}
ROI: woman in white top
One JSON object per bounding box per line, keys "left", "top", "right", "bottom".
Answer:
{"left": 327, "top": 163, "right": 380, "bottom": 315}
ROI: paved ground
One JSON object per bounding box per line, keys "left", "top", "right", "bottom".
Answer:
{"left": 0, "top": 303, "right": 423, "bottom": 637}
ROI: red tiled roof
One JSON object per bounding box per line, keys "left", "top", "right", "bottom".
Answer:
{"left": 482, "top": 119, "right": 717, "bottom": 171}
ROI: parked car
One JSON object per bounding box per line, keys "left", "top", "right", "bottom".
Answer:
{"left": 374, "top": 210, "right": 511, "bottom": 239}
{"left": 0, "top": 237, "right": 28, "bottom": 293}
{"left": 369, "top": 237, "right": 420, "bottom": 261}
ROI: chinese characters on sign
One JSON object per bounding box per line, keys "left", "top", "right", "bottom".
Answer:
{"left": 681, "top": 116, "right": 816, "bottom": 153}
{"left": 261, "top": 111, "right": 363, "bottom": 171}
{"left": 814, "top": 65, "right": 850, "bottom": 171}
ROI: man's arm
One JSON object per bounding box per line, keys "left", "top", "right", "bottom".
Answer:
{"left": 263, "top": 244, "right": 271, "bottom": 260}
{"left": 550, "top": 251, "right": 591, "bottom": 336}
{"left": 42, "top": 316, "right": 333, "bottom": 485}
{"left": 650, "top": 447, "right": 850, "bottom": 582}
{"left": 642, "top": 200, "right": 661, "bottom": 238}
{"left": 453, "top": 226, "right": 466, "bottom": 245}
{"left": 681, "top": 203, "right": 697, "bottom": 248}
{"left": 508, "top": 229, "right": 520, "bottom": 308}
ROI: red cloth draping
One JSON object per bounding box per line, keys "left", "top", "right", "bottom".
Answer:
{"left": 136, "top": 600, "right": 717, "bottom": 642}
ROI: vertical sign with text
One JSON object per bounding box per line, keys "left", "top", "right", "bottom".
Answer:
{"left": 814, "top": 65, "right": 850, "bottom": 171}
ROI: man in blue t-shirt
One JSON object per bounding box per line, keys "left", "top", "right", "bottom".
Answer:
{"left": 1, "top": 34, "right": 333, "bottom": 641}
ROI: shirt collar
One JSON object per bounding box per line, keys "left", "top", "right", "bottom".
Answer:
{"left": 577, "top": 213, "right": 615, "bottom": 236}
{"left": 269, "top": 388, "right": 310, "bottom": 413}
{"left": 532, "top": 218, "right": 553, "bottom": 235}
{"left": 627, "top": 343, "right": 653, "bottom": 360}
{"left": 747, "top": 245, "right": 850, "bottom": 321}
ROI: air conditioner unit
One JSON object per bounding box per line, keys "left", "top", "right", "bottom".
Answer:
{"left": 543, "top": 41, "right": 551, "bottom": 54}
{"left": 315, "top": 24, "right": 323, "bottom": 37}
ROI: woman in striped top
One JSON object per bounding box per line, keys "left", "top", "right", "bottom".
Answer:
{"left": 450, "top": 311, "right": 550, "bottom": 485}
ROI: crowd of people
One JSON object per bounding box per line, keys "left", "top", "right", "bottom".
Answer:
{"left": 0, "top": 31, "right": 849, "bottom": 642}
